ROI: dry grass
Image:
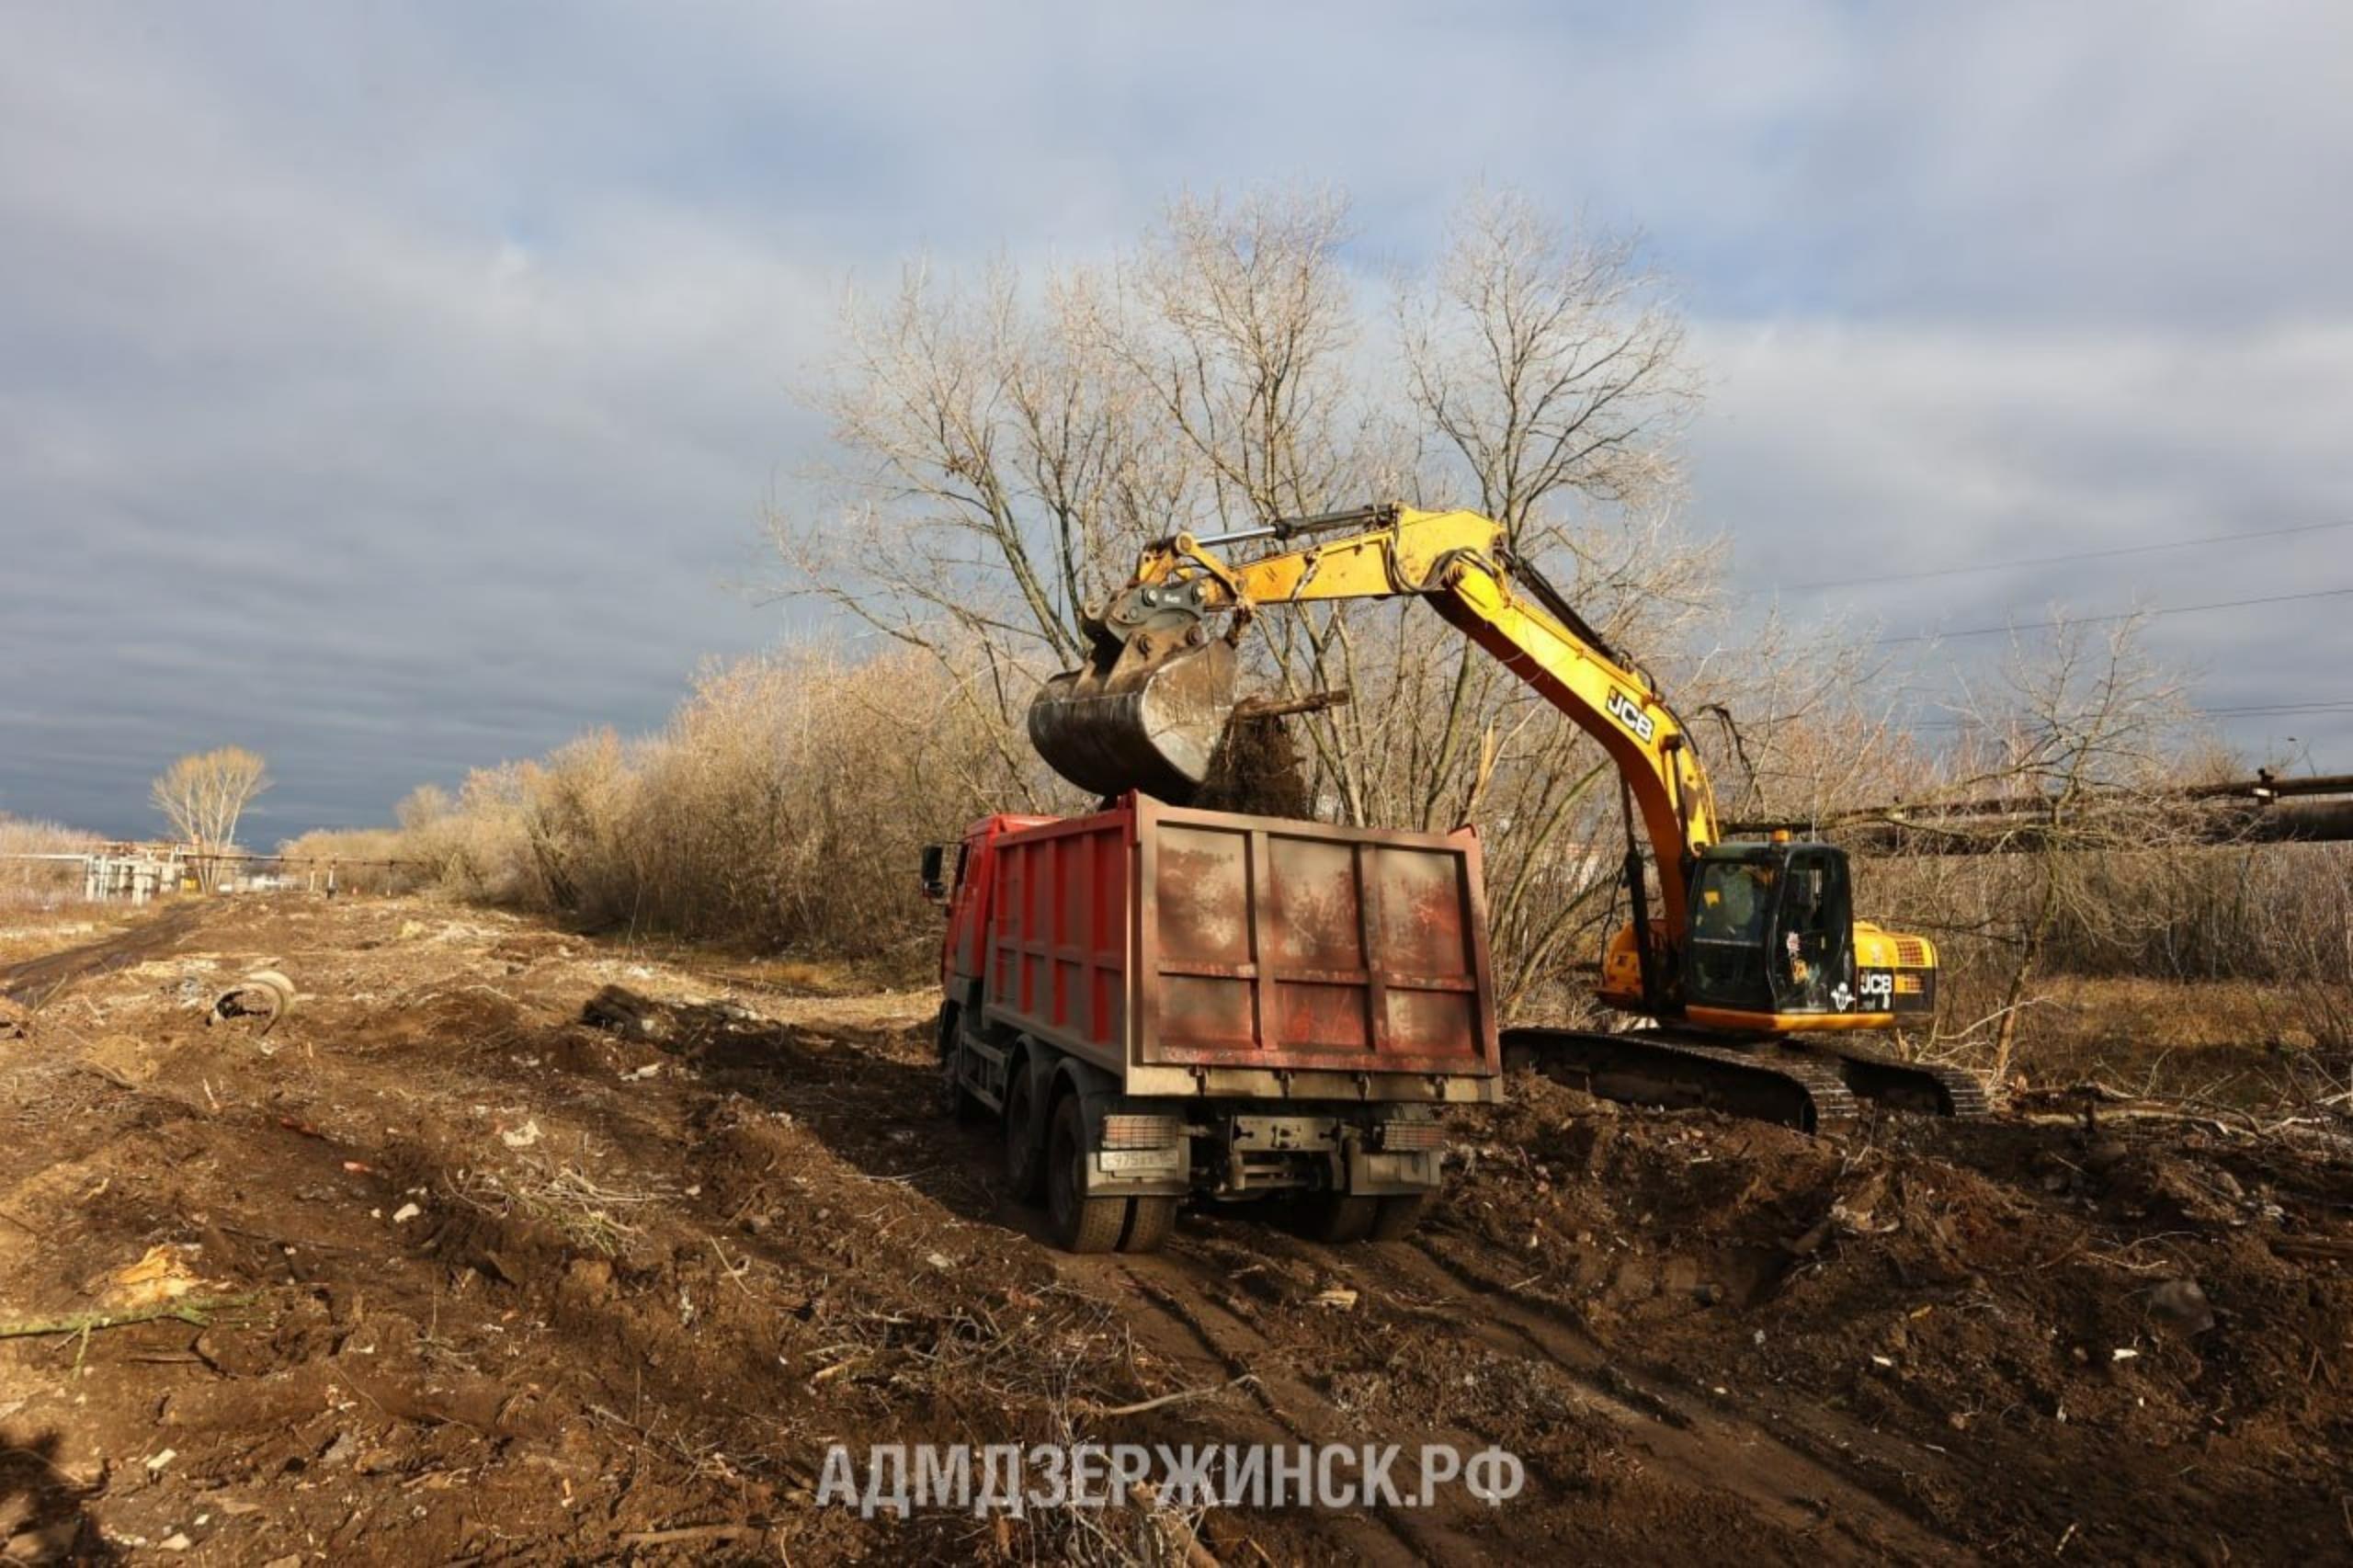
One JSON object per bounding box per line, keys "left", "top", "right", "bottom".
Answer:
{"left": 0, "top": 815, "right": 101, "bottom": 913}
{"left": 2006, "top": 973, "right": 2353, "bottom": 1106}
{"left": 654, "top": 953, "right": 869, "bottom": 998}
{"left": 373, "top": 644, "right": 1005, "bottom": 983}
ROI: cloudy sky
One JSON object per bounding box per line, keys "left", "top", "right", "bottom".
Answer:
{"left": 6, "top": 2, "right": 2349, "bottom": 839}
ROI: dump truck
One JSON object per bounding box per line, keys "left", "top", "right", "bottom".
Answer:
{"left": 921, "top": 792, "right": 1500, "bottom": 1253}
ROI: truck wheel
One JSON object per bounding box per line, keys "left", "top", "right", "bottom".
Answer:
{"left": 935, "top": 1006, "right": 984, "bottom": 1123}
{"left": 1047, "top": 1097, "right": 1131, "bottom": 1255}
{"left": 1369, "top": 1193, "right": 1428, "bottom": 1242}
{"left": 1298, "top": 1192, "right": 1378, "bottom": 1244}
{"left": 938, "top": 1060, "right": 986, "bottom": 1122}
{"left": 1005, "top": 1068, "right": 1048, "bottom": 1201}
{"left": 1120, "top": 1196, "right": 1177, "bottom": 1254}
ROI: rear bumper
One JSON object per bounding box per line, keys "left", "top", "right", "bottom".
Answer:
{"left": 1078, "top": 1100, "right": 1448, "bottom": 1199}
{"left": 1112, "top": 1061, "right": 1501, "bottom": 1104}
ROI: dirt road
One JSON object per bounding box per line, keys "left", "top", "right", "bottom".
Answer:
{"left": 1, "top": 896, "right": 2346, "bottom": 1562}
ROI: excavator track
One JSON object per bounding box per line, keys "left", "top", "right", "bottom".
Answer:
{"left": 1790, "top": 1040, "right": 1996, "bottom": 1119}
{"left": 1503, "top": 1027, "right": 1861, "bottom": 1133}
{"left": 1502, "top": 1027, "right": 1994, "bottom": 1133}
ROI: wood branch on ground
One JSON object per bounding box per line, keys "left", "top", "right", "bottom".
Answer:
{"left": 0, "top": 1293, "right": 262, "bottom": 1339}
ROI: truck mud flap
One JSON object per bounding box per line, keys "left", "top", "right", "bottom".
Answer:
{"left": 1075, "top": 1093, "right": 1189, "bottom": 1199}
{"left": 1341, "top": 1126, "right": 1442, "bottom": 1198}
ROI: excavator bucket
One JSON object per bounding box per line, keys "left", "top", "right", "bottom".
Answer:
{"left": 1028, "top": 628, "right": 1237, "bottom": 801}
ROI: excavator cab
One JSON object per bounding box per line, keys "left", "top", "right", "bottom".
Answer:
{"left": 1685, "top": 843, "right": 1859, "bottom": 1019}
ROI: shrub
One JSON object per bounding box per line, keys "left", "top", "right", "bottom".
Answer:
{"left": 398, "top": 642, "right": 1015, "bottom": 974}
{"left": 0, "top": 816, "right": 101, "bottom": 910}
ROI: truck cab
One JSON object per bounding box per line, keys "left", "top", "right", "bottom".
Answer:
{"left": 921, "top": 812, "right": 1055, "bottom": 1000}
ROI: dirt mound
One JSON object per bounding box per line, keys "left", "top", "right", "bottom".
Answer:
{"left": 1442, "top": 1072, "right": 2353, "bottom": 1559}
{"left": 2, "top": 896, "right": 2348, "bottom": 1562}
{"left": 1190, "top": 713, "right": 1314, "bottom": 818}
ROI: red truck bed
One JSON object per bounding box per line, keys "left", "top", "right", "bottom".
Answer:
{"left": 979, "top": 794, "right": 1498, "bottom": 1085}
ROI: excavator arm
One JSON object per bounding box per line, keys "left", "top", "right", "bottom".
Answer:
{"left": 1052, "top": 504, "right": 1719, "bottom": 933}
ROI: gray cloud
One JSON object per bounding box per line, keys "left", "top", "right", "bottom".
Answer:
{"left": 4, "top": 2, "right": 2349, "bottom": 838}
{"left": 1695, "top": 318, "right": 2353, "bottom": 759}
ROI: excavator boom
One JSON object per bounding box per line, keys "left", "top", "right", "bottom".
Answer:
{"left": 1032, "top": 506, "right": 1717, "bottom": 915}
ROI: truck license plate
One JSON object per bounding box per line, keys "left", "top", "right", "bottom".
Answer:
{"left": 1098, "top": 1149, "right": 1168, "bottom": 1172}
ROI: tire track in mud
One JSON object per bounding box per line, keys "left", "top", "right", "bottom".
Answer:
{"left": 1050, "top": 1244, "right": 1503, "bottom": 1566}
{"left": 1390, "top": 1232, "right": 1971, "bottom": 1564}
{"left": 775, "top": 1006, "right": 1975, "bottom": 1562}
{"left": 0, "top": 901, "right": 211, "bottom": 1006}
{"left": 1046, "top": 1215, "right": 1973, "bottom": 1567}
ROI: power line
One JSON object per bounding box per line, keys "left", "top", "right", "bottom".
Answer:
{"left": 2195, "top": 701, "right": 2353, "bottom": 717}
{"left": 1795, "top": 518, "right": 2353, "bottom": 593}
{"left": 1915, "top": 701, "right": 2353, "bottom": 731}
{"left": 1874, "top": 586, "right": 2353, "bottom": 645}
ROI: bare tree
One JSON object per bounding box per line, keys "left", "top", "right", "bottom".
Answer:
{"left": 152, "top": 746, "right": 270, "bottom": 887}
{"left": 1893, "top": 618, "right": 2200, "bottom": 1082}
{"left": 773, "top": 184, "right": 1714, "bottom": 1006}
{"left": 771, "top": 258, "right": 1161, "bottom": 805}
{"left": 1381, "top": 189, "right": 1703, "bottom": 1002}
{"left": 1401, "top": 188, "right": 1696, "bottom": 546}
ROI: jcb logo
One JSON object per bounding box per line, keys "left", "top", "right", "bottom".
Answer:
{"left": 1605, "top": 687, "right": 1657, "bottom": 743}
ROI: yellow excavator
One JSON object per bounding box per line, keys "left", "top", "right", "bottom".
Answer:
{"left": 1028, "top": 503, "right": 1988, "bottom": 1130}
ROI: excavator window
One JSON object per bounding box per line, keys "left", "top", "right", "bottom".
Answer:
{"left": 1687, "top": 855, "right": 1779, "bottom": 1011}
{"left": 1694, "top": 864, "right": 1772, "bottom": 943}
{"left": 1686, "top": 845, "right": 1860, "bottom": 1017}
{"left": 1768, "top": 847, "right": 1857, "bottom": 1015}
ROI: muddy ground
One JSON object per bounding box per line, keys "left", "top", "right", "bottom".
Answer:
{"left": 0, "top": 895, "right": 2347, "bottom": 1564}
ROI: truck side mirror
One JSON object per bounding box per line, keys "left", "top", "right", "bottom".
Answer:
{"left": 917, "top": 844, "right": 950, "bottom": 904}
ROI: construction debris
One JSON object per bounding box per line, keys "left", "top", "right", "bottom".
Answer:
{"left": 2144, "top": 1278, "right": 2216, "bottom": 1336}
{"left": 582, "top": 983, "right": 676, "bottom": 1042}
{"left": 208, "top": 970, "right": 295, "bottom": 1033}
{"left": 102, "top": 1244, "right": 210, "bottom": 1309}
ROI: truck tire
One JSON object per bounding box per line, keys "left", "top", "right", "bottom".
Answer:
{"left": 1047, "top": 1096, "right": 1131, "bottom": 1254}
{"left": 1005, "top": 1068, "right": 1049, "bottom": 1201}
{"left": 1298, "top": 1192, "right": 1378, "bottom": 1244}
{"left": 1369, "top": 1193, "right": 1428, "bottom": 1242}
{"left": 1120, "top": 1196, "right": 1177, "bottom": 1254}
{"left": 935, "top": 1006, "right": 985, "bottom": 1123}
{"left": 939, "top": 1062, "right": 986, "bottom": 1123}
